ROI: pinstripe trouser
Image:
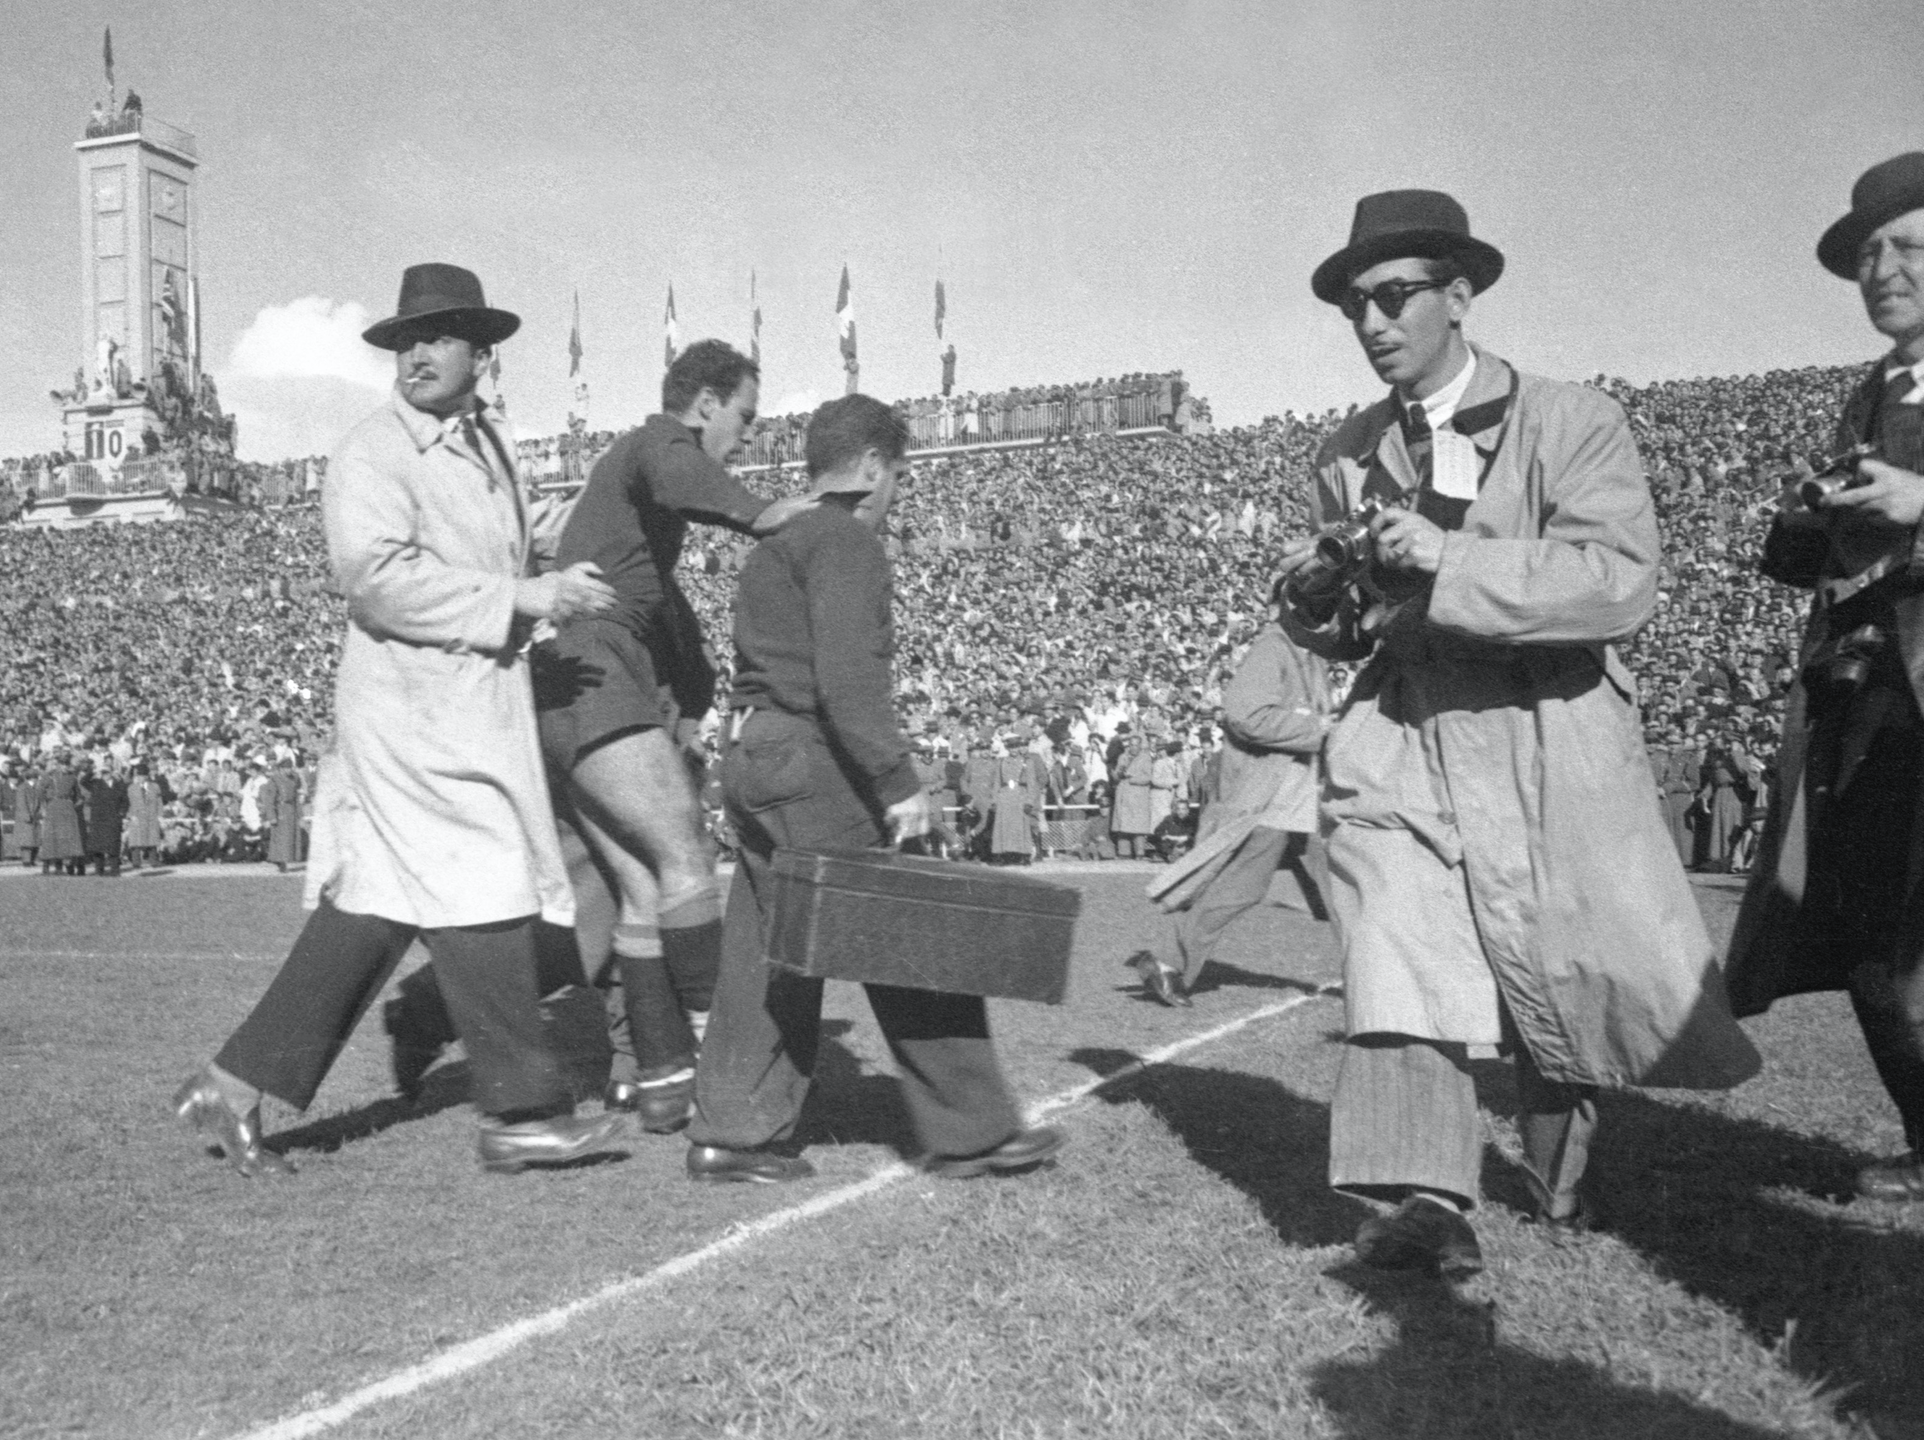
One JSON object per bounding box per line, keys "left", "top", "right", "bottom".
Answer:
{"left": 1328, "top": 1021, "right": 1598, "bottom": 1213}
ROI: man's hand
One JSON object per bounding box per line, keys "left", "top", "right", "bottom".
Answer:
{"left": 1272, "top": 536, "right": 1318, "bottom": 581}
{"left": 751, "top": 493, "right": 821, "bottom": 536}
{"left": 514, "top": 561, "right": 616, "bottom": 623}
{"left": 1370, "top": 505, "right": 1445, "bottom": 574}
{"left": 884, "top": 789, "right": 933, "bottom": 844}
{"left": 1818, "top": 458, "right": 1924, "bottom": 529}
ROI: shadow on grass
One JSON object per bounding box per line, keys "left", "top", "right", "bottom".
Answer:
{"left": 1582, "top": 1090, "right": 1924, "bottom": 1440}
{"left": 793, "top": 1019, "right": 917, "bottom": 1156}
{"left": 1072, "top": 1043, "right": 1923, "bottom": 1436}
{"left": 1310, "top": 1265, "right": 1791, "bottom": 1440}
{"left": 1188, "top": 963, "right": 1329, "bottom": 998}
{"left": 269, "top": 1061, "right": 470, "bottom": 1156}
{"left": 1068, "top": 1047, "right": 1367, "bottom": 1248}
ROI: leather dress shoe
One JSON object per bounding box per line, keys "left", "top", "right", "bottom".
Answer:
{"left": 924, "top": 1125, "right": 1065, "bottom": 1179}
{"left": 1857, "top": 1152, "right": 1924, "bottom": 1202}
{"left": 1354, "top": 1197, "right": 1483, "bottom": 1279}
{"left": 686, "top": 1144, "right": 816, "bottom": 1184}
{"left": 605, "top": 1070, "right": 695, "bottom": 1134}
{"left": 477, "top": 1111, "right": 625, "bottom": 1174}
{"left": 172, "top": 1068, "right": 295, "bottom": 1178}
{"left": 383, "top": 997, "right": 443, "bottom": 1105}
{"left": 1125, "top": 952, "right": 1192, "bottom": 1009}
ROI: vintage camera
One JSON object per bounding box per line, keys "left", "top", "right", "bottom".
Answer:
{"left": 1288, "top": 500, "right": 1385, "bottom": 602}
{"left": 1797, "top": 443, "right": 1878, "bottom": 509}
{"left": 1808, "top": 622, "right": 1888, "bottom": 692}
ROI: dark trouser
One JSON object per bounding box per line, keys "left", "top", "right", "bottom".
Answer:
{"left": 1806, "top": 635, "right": 1924, "bottom": 1152}
{"left": 1329, "top": 1011, "right": 1598, "bottom": 1214}
{"left": 1155, "top": 826, "right": 1323, "bottom": 987}
{"left": 689, "top": 712, "right": 1023, "bottom": 1157}
{"left": 389, "top": 807, "right": 627, "bottom": 1063}
{"left": 215, "top": 899, "right": 572, "bottom": 1119}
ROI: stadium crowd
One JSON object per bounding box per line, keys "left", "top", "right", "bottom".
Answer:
{"left": 0, "top": 362, "right": 1869, "bottom": 870}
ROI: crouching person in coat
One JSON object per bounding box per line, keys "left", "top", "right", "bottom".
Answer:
{"left": 1134, "top": 578, "right": 1330, "bottom": 1006}
{"left": 173, "top": 264, "right": 628, "bottom": 1178}
{"left": 685, "top": 395, "right": 1062, "bottom": 1183}
{"left": 1277, "top": 190, "right": 1760, "bottom": 1279}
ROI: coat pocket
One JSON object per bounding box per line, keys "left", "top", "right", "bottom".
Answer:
{"left": 726, "top": 736, "right": 815, "bottom": 815}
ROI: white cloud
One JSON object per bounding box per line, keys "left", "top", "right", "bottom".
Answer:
{"left": 220, "top": 297, "right": 396, "bottom": 460}
{"left": 773, "top": 388, "right": 822, "bottom": 419}
{"left": 226, "top": 296, "right": 392, "bottom": 390}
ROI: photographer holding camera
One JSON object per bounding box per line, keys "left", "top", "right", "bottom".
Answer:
{"left": 1277, "top": 190, "right": 1759, "bottom": 1278}
{"left": 1729, "top": 153, "right": 1924, "bottom": 1203}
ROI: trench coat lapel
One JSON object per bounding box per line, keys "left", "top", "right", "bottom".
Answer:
{"left": 1366, "top": 408, "right": 1420, "bottom": 504}
{"left": 1448, "top": 347, "right": 1516, "bottom": 483}
{"left": 387, "top": 388, "right": 530, "bottom": 573}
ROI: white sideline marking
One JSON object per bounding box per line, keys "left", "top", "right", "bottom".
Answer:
{"left": 226, "top": 983, "right": 1340, "bottom": 1440}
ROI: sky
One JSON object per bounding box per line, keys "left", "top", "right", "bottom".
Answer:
{"left": 0, "top": 0, "right": 1916, "bottom": 462}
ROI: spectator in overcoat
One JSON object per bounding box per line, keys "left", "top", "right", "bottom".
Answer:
{"left": 1110, "top": 733, "right": 1155, "bottom": 858}
{"left": 33, "top": 752, "right": 84, "bottom": 875}
{"left": 83, "top": 763, "right": 128, "bottom": 875}
{"left": 126, "top": 765, "right": 164, "bottom": 868}
{"left": 265, "top": 759, "right": 303, "bottom": 871}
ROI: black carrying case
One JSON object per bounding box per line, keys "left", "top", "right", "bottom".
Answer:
{"left": 765, "top": 848, "right": 1080, "bottom": 1004}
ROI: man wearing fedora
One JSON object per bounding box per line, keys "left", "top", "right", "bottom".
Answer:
{"left": 175, "top": 263, "right": 628, "bottom": 1178}
{"left": 1728, "top": 152, "right": 1924, "bottom": 1203}
{"left": 1276, "top": 191, "right": 1760, "bottom": 1277}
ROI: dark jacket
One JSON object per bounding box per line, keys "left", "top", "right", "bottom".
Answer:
{"left": 1729, "top": 362, "right": 1924, "bottom": 1010}
{"left": 556, "top": 415, "right": 768, "bottom": 708}
{"left": 729, "top": 504, "right": 919, "bottom": 808}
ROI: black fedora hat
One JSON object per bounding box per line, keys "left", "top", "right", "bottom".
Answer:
{"left": 1818, "top": 152, "right": 1924, "bottom": 279}
{"left": 1311, "top": 189, "right": 1505, "bottom": 305}
{"left": 362, "top": 263, "right": 521, "bottom": 351}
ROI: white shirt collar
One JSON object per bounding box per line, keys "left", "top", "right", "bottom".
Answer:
{"left": 1403, "top": 350, "right": 1477, "bottom": 428}
{"left": 1885, "top": 353, "right": 1924, "bottom": 403}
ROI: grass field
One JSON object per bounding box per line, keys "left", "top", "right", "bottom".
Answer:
{"left": 4, "top": 863, "right": 1922, "bottom": 1440}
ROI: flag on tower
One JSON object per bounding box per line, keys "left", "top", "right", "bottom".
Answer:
{"left": 836, "top": 265, "right": 857, "bottom": 371}
{"left": 663, "top": 285, "right": 680, "bottom": 370}
{"left": 934, "top": 279, "right": 946, "bottom": 340}
{"left": 103, "top": 28, "right": 114, "bottom": 91}
{"left": 568, "top": 290, "right": 582, "bottom": 377}
{"left": 750, "top": 271, "right": 762, "bottom": 366}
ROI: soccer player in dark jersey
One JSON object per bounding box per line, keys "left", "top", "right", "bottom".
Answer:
{"left": 536, "top": 340, "right": 813, "bottom": 1130}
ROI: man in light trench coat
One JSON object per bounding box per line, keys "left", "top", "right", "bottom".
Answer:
{"left": 1277, "top": 191, "right": 1761, "bottom": 1278}
{"left": 173, "top": 264, "right": 627, "bottom": 1178}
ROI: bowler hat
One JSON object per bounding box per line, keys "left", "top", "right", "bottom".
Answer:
{"left": 1312, "top": 189, "right": 1505, "bottom": 305}
{"left": 362, "top": 263, "right": 520, "bottom": 351}
{"left": 1818, "top": 152, "right": 1924, "bottom": 279}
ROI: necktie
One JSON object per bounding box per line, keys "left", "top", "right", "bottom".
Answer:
{"left": 458, "top": 414, "right": 499, "bottom": 490}
{"left": 1876, "top": 367, "right": 1922, "bottom": 473}
{"left": 1402, "top": 401, "right": 1470, "bottom": 531}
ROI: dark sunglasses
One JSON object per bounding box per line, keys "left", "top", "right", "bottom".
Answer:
{"left": 1338, "top": 279, "right": 1446, "bottom": 323}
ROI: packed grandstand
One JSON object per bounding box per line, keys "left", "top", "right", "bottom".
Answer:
{"left": 0, "top": 360, "right": 1864, "bottom": 863}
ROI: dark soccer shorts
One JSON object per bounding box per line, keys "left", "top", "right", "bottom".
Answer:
{"left": 534, "top": 619, "right": 670, "bottom": 771}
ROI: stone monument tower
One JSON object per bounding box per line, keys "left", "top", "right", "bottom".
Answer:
{"left": 59, "top": 99, "right": 203, "bottom": 473}
{"left": 22, "top": 45, "right": 239, "bottom": 528}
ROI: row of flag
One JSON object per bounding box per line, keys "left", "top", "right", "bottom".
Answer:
{"left": 566, "top": 269, "right": 949, "bottom": 379}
